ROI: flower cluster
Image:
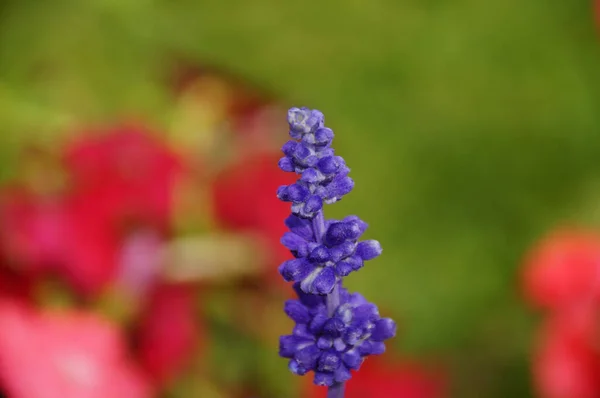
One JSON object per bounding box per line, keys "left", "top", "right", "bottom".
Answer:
{"left": 0, "top": 126, "right": 201, "bottom": 396}
{"left": 279, "top": 215, "right": 382, "bottom": 295}
{"left": 280, "top": 284, "right": 396, "bottom": 386}
{"left": 277, "top": 107, "right": 396, "bottom": 390}
{"left": 522, "top": 229, "right": 600, "bottom": 398}
{"left": 276, "top": 107, "right": 354, "bottom": 218}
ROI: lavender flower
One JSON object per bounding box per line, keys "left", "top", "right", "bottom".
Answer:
{"left": 280, "top": 283, "right": 396, "bottom": 386}
{"left": 279, "top": 215, "right": 382, "bottom": 295}
{"left": 276, "top": 107, "right": 354, "bottom": 218}
{"left": 277, "top": 107, "right": 396, "bottom": 397}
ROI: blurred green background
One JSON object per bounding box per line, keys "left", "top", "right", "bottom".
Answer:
{"left": 2, "top": 1, "right": 600, "bottom": 396}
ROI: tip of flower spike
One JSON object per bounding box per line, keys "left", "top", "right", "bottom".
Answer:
{"left": 288, "top": 107, "right": 324, "bottom": 138}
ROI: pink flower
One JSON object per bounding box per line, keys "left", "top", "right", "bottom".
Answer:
{"left": 115, "top": 230, "right": 164, "bottom": 299}
{"left": 0, "top": 300, "right": 152, "bottom": 398}
{"left": 522, "top": 229, "right": 600, "bottom": 311}
{"left": 533, "top": 306, "right": 600, "bottom": 398}
{"left": 134, "top": 283, "right": 200, "bottom": 385}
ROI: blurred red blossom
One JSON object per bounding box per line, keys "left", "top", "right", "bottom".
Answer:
{"left": 211, "top": 153, "right": 297, "bottom": 280}
{"left": 522, "top": 229, "right": 600, "bottom": 311}
{"left": 60, "top": 125, "right": 183, "bottom": 295}
{"left": 0, "top": 125, "right": 185, "bottom": 297}
{"left": 304, "top": 357, "right": 447, "bottom": 398}
{"left": 134, "top": 283, "right": 200, "bottom": 386}
{"left": 523, "top": 228, "right": 600, "bottom": 398}
{"left": 0, "top": 300, "right": 152, "bottom": 398}
{"left": 0, "top": 188, "right": 69, "bottom": 274}
{"left": 533, "top": 306, "right": 600, "bottom": 398}
{"left": 63, "top": 124, "right": 184, "bottom": 233}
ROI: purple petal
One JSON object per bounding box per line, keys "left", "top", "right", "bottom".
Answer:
{"left": 335, "top": 260, "right": 354, "bottom": 277}
{"left": 284, "top": 215, "right": 314, "bottom": 241}
{"left": 314, "top": 127, "right": 334, "bottom": 146}
{"left": 356, "top": 240, "right": 383, "bottom": 260}
{"left": 293, "top": 324, "right": 314, "bottom": 339}
{"left": 342, "top": 349, "right": 363, "bottom": 370}
{"left": 308, "top": 245, "right": 331, "bottom": 264}
{"left": 310, "top": 266, "right": 337, "bottom": 294}
{"left": 342, "top": 326, "right": 362, "bottom": 345}
{"left": 281, "top": 232, "right": 308, "bottom": 252}
{"left": 372, "top": 318, "right": 397, "bottom": 341}
{"left": 329, "top": 241, "right": 356, "bottom": 262}
{"left": 324, "top": 222, "right": 348, "bottom": 247}
{"left": 336, "top": 255, "right": 363, "bottom": 276}
{"left": 326, "top": 175, "right": 354, "bottom": 200}
{"left": 323, "top": 318, "right": 345, "bottom": 337}
{"left": 284, "top": 300, "right": 311, "bottom": 324}
{"left": 300, "top": 168, "right": 320, "bottom": 183}
{"left": 333, "top": 337, "right": 347, "bottom": 352}
{"left": 314, "top": 371, "right": 335, "bottom": 387}
{"left": 317, "top": 156, "right": 339, "bottom": 174}
{"left": 309, "top": 312, "right": 328, "bottom": 334}
{"left": 334, "top": 365, "right": 352, "bottom": 383}
{"left": 317, "top": 351, "right": 341, "bottom": 372}
{"left": 293, "top": 282, "right": 325, "bottom": 308}
{"left": 343, "top": 215, "right": 368, "bottom": 234}
{"left": 279, "top": 335, "right": 313, "bottom": 358}
{"left": 279, "top": 259, "right": 313, "bottom": 282}
{"left": 281, "top": 140, "right": 298, "bottom": 156}
{"left": 304, "top": 195, "right": 323, "bottom": 214}
{"left": 289, "top": 359, "right": 309, "bottom": 375}
{"left": 293, "top": 143, "right": 312, "bottom": 161}
{"left": 317, "top": 336, "right": 333, "bottom": 350}
{"left": 370, "top": 341, "right": 386, "bottom": 355}
{"left": 295, "top": 344, "right": 321, "bottom": 369}
{"left": 278, "top": 156, "right": 295, "bottom": 172}
{"left": 353, "top": 303, "right": 380, "bottom": 323}
{"left": 287, "top": 183, "right": 309, "bottom": 202}
{"left": 276, "top": 185, "right": 290, "bottom": 201}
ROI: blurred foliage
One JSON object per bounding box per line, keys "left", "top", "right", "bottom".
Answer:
{"left": 2, "top": 1, "right": 600, "bottom": 397}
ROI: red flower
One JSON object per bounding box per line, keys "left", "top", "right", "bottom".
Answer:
{"left": 0, "top": 125, "right": 184, "bottom": 297}
{"left": 63, "top": 124, "right": 183, "bottom": 233}
{"left": 211, "top": 153, "right": 297, "bottom": 279}
{"left": 0, "top": 188, "right": 69, "bottom": 273}
{"left": 134, "top": 283, "right": 200, "bottom": 385}
{"left": 0, "top": 300, "right": 152, "bottom": 398}
{"left": 533, "top": 306, "right": 600, "bottom": 398}
{"left": 304, "top": 357, "right": 447, "bottom": 398}
{"left": 56, "top": 125, "right": 183, "bottom": 295}
{"left": 522, "top": 229, "right": 600, "bottom": 311}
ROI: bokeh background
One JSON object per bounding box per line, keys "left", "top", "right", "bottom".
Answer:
{"left": 2, "top": 1, "right": 600, "bottom": 397}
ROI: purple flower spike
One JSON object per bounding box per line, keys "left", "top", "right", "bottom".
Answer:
{"left": 278, "top": 108, "right": 355, "bottom": 218}
{"left": 279, "top": 284, "right": 396, "bottom": 387}
{"left": 277, "top": 107, "right": 396, "bottom": 397}
{"left": 277, "top": 213, "right": 382, "bottom": 294}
